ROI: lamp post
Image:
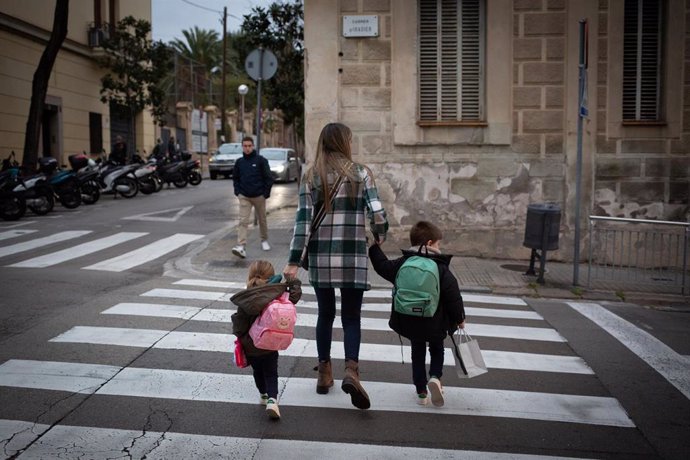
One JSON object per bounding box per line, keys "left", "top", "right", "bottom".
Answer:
{"left": 238, "top": 84, "right": 248, "bottom": 141}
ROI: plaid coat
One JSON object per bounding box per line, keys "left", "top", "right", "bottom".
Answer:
{"left": 288, "top": 162, "right": 388, "bottom": 289}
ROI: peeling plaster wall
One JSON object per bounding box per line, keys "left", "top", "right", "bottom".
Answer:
{"left": 304, "top": 0, "right": 689, "bottom": 263}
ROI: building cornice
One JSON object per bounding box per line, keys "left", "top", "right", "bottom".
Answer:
{"left": 0, "top": 12, "right": 101, "bottom": 60}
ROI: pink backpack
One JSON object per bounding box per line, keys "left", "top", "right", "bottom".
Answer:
{"left": 249, "top": 292, "right": 297, "bottom": 351}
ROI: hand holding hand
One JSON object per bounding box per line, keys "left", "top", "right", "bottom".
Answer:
{"left": 283, "top": 264, "right": 299, "bottom": 280}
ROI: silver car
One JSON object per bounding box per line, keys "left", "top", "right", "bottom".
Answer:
{"left": 261, "top": 148, "right": 300, "bottom": 182}
{"left": 209, "top": 143, "right": 242, "bottom": 180}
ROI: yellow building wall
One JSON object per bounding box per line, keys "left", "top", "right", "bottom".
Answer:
{"left": 0, "top": 0, "right": 155, "bottom": 165}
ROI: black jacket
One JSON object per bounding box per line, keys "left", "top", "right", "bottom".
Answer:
{"left": 232, "top": 150, "right": 274, "bottom": 198}
{"left": 369, "top": 244, "right": 465, "bottom": 341}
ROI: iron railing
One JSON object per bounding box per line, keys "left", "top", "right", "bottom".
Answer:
{"left": 587, "top": 216, "right": 690, "bottom": 295}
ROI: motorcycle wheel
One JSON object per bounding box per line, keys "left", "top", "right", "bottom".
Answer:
{"left": 0, "top": 195, "right": 26, "bottom": 221}
{"left": 173, "top": 176, "right": 188, "bottom": 188}
{"left": 28, "top": 185, "right": 54, "bottom": 215}
{"left": 139, "top": 176, "right": 157, "bottom": 195}
{"left": 81, "top": 181, "right": 100, "bottom": 204}
{"left": 116, "top": 176, "right": 138, "bottom": 198}
{"left": 188, "top": 171, "right": 202, "bottom": 186}
{"left": 59, "top": 189, "right": 81, "bottom": 209}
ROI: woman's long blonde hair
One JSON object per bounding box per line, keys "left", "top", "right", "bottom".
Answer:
{"left": 246, "top": 260, "right": 275, "bottom": 288}
{"left": 306, "top": 123, "right": 360, "bottom": 212}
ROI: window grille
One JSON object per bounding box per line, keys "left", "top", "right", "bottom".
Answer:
{"left": 419, "top": 0, "right": 485, "bottom": 122}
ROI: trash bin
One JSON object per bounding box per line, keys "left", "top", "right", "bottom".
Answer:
{"left": 523, "top": 203, "right": 561, "bottom": 250}
{"left": 523, "top": 203, "right": 561, "bottom": 284}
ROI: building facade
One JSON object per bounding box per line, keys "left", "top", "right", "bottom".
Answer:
{"left": 0, "top": 0, "right": 156, "bottom": 166}
{"left": 304, "top": 0, "right": 690, "bottom": 260}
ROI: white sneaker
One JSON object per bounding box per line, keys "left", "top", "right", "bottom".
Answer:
{"left": 416, "top": 392, "right": 429, "bottom": 406}
{"left": 265, "top": 398, "right": 280, "bottom": 419}
{"left": 260, "top": 393, "right": 269, "bottom": 406}
{"left": 232, "top": 245, "right": 246, "bottom": 258}
{"left": 428, "top": 377, "right": 444, "bottom": 407}
{"left": 261, "top": 240, "right": 271, "bottom": 251}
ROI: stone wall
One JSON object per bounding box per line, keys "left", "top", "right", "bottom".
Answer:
{"left": 304, "top": 0, "right": 688, "bottom": 262}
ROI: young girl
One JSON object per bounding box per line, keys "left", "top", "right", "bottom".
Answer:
{"left": 230, "top": 260, "right": 302, "bottom": 420}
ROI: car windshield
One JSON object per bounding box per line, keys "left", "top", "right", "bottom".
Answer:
{"left": 217, "top": 144, "right": 242, "bottom": 155}
{"left": 261, "top": 149, "right": 288, "bottom": 161}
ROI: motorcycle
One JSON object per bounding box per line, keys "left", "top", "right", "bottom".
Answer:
{"left": 152, "top": 158, "right": 188, "bottom": 188}
{"left": 68, "top": 154, "right": 100, "bottom": 204}
{"left": 131, "top": 153, "right": 160, "bottom": 195}
{"left": 38, "top": 157, "right": 81, "bottom": 209}
{"left": 180, "top": 152, "right": 202, "bottom": 186}
{"left": 0, "top": 153, "right": 26, "bottom": 221}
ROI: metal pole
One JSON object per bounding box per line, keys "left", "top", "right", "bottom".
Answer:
{"left": 573, "top": 19, "right": 587, "bottom": 286}
{"left": 256, "top": 47, "right": 263, "bottom": 153}
{"left": 240, "top": 94, "right": 244, "bottom": 140}
{"left": 221, "top": 6, "right": 227, "bottom": 142}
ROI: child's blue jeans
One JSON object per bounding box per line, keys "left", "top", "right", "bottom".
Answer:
{"left": 247, "top": 351, "right": 279, "bottom": 399}
{"left": 410, "top": 339, "right": 444, "bottom": 393}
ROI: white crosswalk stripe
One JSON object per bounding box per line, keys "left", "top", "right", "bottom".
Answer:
{"left": 8, "top": 232, "right": 148, "bottom": 268}
{"left": 0, "top": 360, "right": 632, "bottom": 427}
{"left": 0, "top": 229, "right": 37, "bottom": 242}
{"left": 50, "top": 325, "right": 593, "bottom": 374}
{"left": 0, "top": 230, "right": 205, "bottom": 272}
{"left": 0, "top": 231, "right": 92, "bottom": 258}
{"left": 0, "top": 280, "right": 642, "bottom": 458}
{"left": 83, "top": 233, "right": 204, "bottom": 271}
{"left": 0, "top": 419, "right": 586, "bottom": 459}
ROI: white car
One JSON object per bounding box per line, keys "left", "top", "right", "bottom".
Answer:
{"left": 209, "top": 143, "right": 242, "bottom": 180}
{"left": 261, "top": 148, "right": 300, "bottom": 182}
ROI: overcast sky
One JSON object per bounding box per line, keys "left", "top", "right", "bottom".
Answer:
{"left": 152, "top": 0, "right": 277, "bottom": 43}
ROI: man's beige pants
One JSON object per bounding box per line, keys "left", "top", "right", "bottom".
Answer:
{"left": 237, "top": 194, "right": 268, "bottom": 245}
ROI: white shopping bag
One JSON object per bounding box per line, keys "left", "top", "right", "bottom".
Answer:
{"left": 452, "top": 329, "right": 488, "bottom": 379}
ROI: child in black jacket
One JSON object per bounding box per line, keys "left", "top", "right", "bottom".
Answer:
{"left": 369, "top": 221, "right": 465, "bottom": 407}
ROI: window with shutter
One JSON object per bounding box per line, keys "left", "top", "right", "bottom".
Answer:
{"left": 622, "top": 0, "right": 663, "bottom": 122}
{"left": 419, "top": 0, "right": 485, "bottom": 123}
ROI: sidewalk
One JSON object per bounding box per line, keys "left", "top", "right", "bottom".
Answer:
{"left": 184, "top": 204, "right": 690, "bottom": 309}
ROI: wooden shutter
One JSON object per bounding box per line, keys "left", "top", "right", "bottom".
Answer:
{"left": 419, "top": 0, "right": 484, "bottom": 122}
{"left": 623, "top": 0, "right": 663, "bottom": 121}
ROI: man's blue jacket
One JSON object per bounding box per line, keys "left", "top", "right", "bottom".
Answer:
{"left": 233, "top": 150, "right": 274, "bottom": 198}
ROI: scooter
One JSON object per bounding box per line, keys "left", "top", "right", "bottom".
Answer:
{"left": 68, "top": 154, "right": 100, "bottom": 204}
{"left": 0, "top": 154, "right": 26, "bottom": 221}
{"left": 38, "top": 157, "right": 81, "bottom": 209}
{"left": 151, "top": 158, "right": 188, "bottom": 188}
{"left": 180, "top": 152, "right": 202, "bottom": 186}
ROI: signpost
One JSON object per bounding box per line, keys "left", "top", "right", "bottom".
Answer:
{"left": 244, "top": 48, "right": 278, "bottom": 152}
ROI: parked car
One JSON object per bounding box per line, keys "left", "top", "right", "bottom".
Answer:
{"left": 261, "top": 148, "right": 299, "bottom": 182}
{"left": 209, "top": 143, "right": 242, "bottom": 180}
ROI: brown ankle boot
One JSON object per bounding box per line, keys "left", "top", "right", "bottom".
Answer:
{"left": 341, "top": 359, "right": 371, "bottom": 409}
{"left": 316, "top": 360, "right": 334, "bottom": 394}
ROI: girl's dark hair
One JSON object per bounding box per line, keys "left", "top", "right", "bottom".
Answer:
{"left": 409, "top": 221, "right": 443, "bottom": 246}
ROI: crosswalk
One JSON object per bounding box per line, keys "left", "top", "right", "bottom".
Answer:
{"left": 0, "top": 278, "right": 646, "bottom": 458}
{"left": 0, "top": 228, "right": 204, "bottom": 272}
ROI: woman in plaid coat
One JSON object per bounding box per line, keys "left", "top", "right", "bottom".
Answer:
{"left": 283, "top": 122, "right": 388, "bottom": 410}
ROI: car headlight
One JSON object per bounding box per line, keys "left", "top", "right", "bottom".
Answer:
{"left": 209, "top": 157, "right": 215, "bottom": 163}
{"left": 273, "top": 165, "right": 285, "bottom": 173}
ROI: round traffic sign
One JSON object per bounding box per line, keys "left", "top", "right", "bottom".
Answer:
{"left": 245, "top": 48, "right": 278, "bottom": 81}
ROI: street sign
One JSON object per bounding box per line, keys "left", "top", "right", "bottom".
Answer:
{"left": 245, "top": 48, "right": 278, "bottom": 81}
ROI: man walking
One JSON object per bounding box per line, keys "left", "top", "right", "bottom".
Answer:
{"left": 232, "top": 137, "right": 274, "bottom": 258}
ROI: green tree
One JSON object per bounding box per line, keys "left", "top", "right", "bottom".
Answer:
{"left": 238, "top": 1, "right": 304, "bottom": 140}
{"left": 22, "top": 0, "right": 69, "bottom": 169}
{"left": 99, "top": 16, "right": 171, "bottom": 154}
{"left": 171, "top": 26, "right": 221, "bottom": 72}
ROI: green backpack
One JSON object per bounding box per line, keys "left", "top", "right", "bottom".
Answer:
{"left": 393, "top": 255, "right": 440, "bottom": 317}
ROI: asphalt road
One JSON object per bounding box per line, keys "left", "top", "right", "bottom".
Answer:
{"left": 0, "top": 178, "right": 688, "bottom": 459}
